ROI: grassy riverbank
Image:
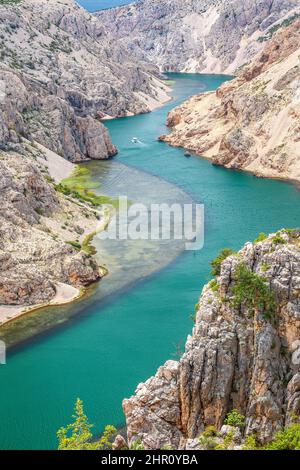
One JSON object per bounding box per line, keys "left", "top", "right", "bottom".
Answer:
{"left": 56, "top": 166, "right": 119, "bottom": 209}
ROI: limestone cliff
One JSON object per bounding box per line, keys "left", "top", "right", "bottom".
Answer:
{"left": 160, "top": 18, "right": 300, "bottom": 182}
{"left": 0, "top": 0, "right": 169, "bottom": 162}
{"left": 0, "top": 145, "right": 103, "bottom": 307}
{"left": 123, "top": 230, "right": 300, "bottom": 449}
{"left": 0, "top": 0, "right": 170, "bottom": 310}
{"left": 96, "top": 0, "right": 300, "bottom": 74}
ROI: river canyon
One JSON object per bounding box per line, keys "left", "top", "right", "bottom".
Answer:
{"left": 1, "top": 73, "right": 300, "bottom": 449}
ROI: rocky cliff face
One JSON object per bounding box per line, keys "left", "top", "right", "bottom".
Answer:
{"left": 0, "top": 64, "right": 117, "bottom": 162}
{"left": 0, "top": 0, "right": 169, "bottom": 162}
{"left": 96, "top": 0, "right": 300, "bottom": 74}
{"left": 160, "top": 18, "right": 300, "bottom": 182}
{"left": 123, "top": 230, "right": 300, "bottom": 449}
{"left": 0, "top": 147, "right": 102, "bottom": 306}
{"left": 0, "top": 0, "right": 170, "bottom": 308}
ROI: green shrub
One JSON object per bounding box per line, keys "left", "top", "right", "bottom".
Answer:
{"left": 82, "top": 232, "right": 97, "bottom": 255}
{"left": 254, "top": 232, "right": 267, "bottom": 244}
{"left": 242, "top": 434, "right": 259, "bottom": 450}
{"left": 224, "top": 409, "right": 246, "bottom": 429}
{"left": 202, "top": 425, "right": 219, "bottom": 438}
{"left": 66, "top": 241, "right": 82, "bottom": 251}
{"left": 130, "top": 439, "right": 145, "bottom": 450}
{"left": 57, "top": 398, "right": 116, "bottom": 450}
{"left": 199, "top": 434, "right": 218, "bottom": 450}
{"left": 215, "top": 430, "right": 235, "bottom": 450}
{"left": 264, "top": 424, "right": 300, "bottom": 450}
{"left": 199, "top": 426, "right": 220, "bottom": 450}
{"left": 210, "top": 279, "right": 219, "bottom": 292}
{"left": 232, "top": 263, "right": 275, "bottom": 319}
{"left": 210, "top": 248, "right": 235, "bottom": 276}
{"left": 272, "top": 235, "right": 286, "bottom": 245}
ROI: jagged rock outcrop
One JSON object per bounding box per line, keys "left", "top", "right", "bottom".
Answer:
{"left": 96, "top": 0, "right": 300, "bottom": 74}
{"left": 160, "top": 18, "right": 300, "bottom": 182}
{"left": 0, "top": 0, "right": 169, "bottom": 162}
{"left": 0, "top": 64, "right": 117, "bottom": 162}
{"left": 0, "top": 149, "right": 102, "bottom": 306}
{"left": 123, "top": 230, "right": 300, "bottom": 449}
{"left": 0, "top": 0, "right": 171, "bottom": 308}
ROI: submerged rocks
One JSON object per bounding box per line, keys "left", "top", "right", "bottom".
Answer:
{"left": 123, "top": 231, "right": 300, "bottom": 449}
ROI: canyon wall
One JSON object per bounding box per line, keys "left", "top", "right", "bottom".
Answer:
{"left": 1, "top": 0, "right": 170, "bottom": 307}
{"left": 160, "top": 18, "right": 300, "bottom": 182}
{"left": 123, "top": 230, "right": 300, "bottom": 449}
{"left": 0, "top": 147, "right": 103, "bottom": 306}
{"left": 97, "top": 0, "right": 300, "bottom": 74}
{"left": 0, "top": 0, "right": 169, "bottom": 162}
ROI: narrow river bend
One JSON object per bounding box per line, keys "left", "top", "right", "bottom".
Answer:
{"left": 0, "top": 74, "right": 300, "bottom": 450}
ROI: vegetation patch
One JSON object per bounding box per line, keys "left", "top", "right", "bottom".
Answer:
{"left": 243, "top": 425, "right": 300, "bottom": 450}
{"left": 282, "top": 228, "right": 298, "bottom": 236}
{"left": 210, "top": 248, "right": 236, "bottom": 276}
{"left": 48, "top": 39, "right": 72, "bottom": 54}
{"left": 215, "top": 430, "right": 235, "bottom": 450}
{"left": 232, "top": 263, "right": 275, "bottom": 319}
{"left": 254, "top": 232, "right": 267, "bottom": 244}
{"left": 242, "top": 434, "right": 258, "bottom": 450}
{"left": 264, "top": 424, "right": 300, "bottom": 450}
{"left": 0, "top": 0, "right": 21, "bottom": 5}
{"left": 198, "top": 425, "right": 220, "bottom": 449}
{"left": 209, "top": 279, "right": 219, "bottom": 292}
{"left": 190, "top": 302, "right": 199, "bottom": 323}
{"left": 224, "top": 409, "right": 245, "bottom": 429}
{"left": 258, "top": 13, "right": 300, "bottom": 42}
{"left": 272, "top": 235, "right": 286, "bottom": 245}
{"left": 57, "top": 399, "right": 116, "bottom": 450}
{"left": 66, "top": 241, "right": 82, "bottom": 251}
{"left": 55, "top": 166, "right": 118, "bottom": 208}
{"left": 82, "top": 232, "right": 97, "bottom": 256}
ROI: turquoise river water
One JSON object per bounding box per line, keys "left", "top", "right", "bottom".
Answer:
{"left": 0, "top": 74, "right": 300, "bottom": 449}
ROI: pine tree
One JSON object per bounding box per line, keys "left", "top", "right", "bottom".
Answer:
{"left": 57, "top": 398, "right": 116, "bottom": 450}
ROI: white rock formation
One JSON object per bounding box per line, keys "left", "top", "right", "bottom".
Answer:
{"left": 124, "top": 231, "right": 300, "bottom": 449}
{"left": 97, "top": 0, "right": 300, "bottom": 74}
{"left": 160, "top": 18, "right": 300, "bottom": 182}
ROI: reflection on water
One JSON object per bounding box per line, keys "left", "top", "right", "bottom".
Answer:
{"left": 1, "top": 161, "right": 194, "bottom": 348}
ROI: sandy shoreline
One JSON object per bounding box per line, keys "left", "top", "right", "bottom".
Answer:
{"left": 0, "top": 214, "right": 111, "bottom": 327}
{"left": 0, "top": 80, "right": 170, "bottom": 329}
{"left": 0, "top": 146, "right": 112, "bottom": 328}
{"left": 0, "top": 282, "right": 82, "bottom": 326}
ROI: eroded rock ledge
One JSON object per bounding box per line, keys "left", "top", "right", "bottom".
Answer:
{"left": 0, "top": 0, "right": 169, "bottom": 163}
{"left": 97, "top": 0, "right": 300, "bottom": 74}
{"left": 123, "top": 230, "right": 300, "bottom": 449}
{"left": 0, "top": 149, "right": 102, "bottom": 308}
{"left": 160, "top": 18, "right": 300, "bottom": 182}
